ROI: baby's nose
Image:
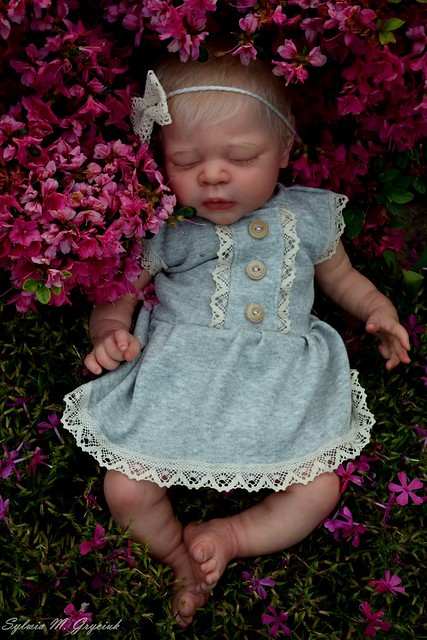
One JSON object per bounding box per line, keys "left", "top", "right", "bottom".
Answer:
{"left": 198, "top": 162, "right": 230, "bottom": 185}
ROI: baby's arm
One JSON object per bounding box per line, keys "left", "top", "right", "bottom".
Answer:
{"left": 315, "top": 241, "right": 411, "bottom": 370}
{"left": 84, "top": 270, "right": 153, "bottom": 375}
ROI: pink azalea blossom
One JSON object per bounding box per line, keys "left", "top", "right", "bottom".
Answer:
{"left": 388, "top": 472, "right": 424, "bottom": 506}
{"left": 369, "top": 570, "right": 405, "bottom": 596}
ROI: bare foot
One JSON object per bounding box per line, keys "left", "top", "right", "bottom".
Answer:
{"left": 183, "top": 519, "right": 238, "bottom": 593}
{"left": 164, "top": 541, "right": 210, "bottom": 627}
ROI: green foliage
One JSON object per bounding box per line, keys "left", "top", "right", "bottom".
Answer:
{"left": 0, "top": 255, "right": 426, "bottom": 639}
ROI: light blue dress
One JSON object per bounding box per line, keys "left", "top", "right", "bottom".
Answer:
{"left": 63, "top": 185, "right": 375, "bottom": 492}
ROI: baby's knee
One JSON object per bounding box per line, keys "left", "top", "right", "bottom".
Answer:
{"left": 103, "top": 470, "right": 163, "bottom": 513}
{"left": 314, "top": 471, "right": 341, "bottom": 510}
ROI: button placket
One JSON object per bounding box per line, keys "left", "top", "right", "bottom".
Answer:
{"left": 245, "top": 219, "right": 269, "bottom": 324}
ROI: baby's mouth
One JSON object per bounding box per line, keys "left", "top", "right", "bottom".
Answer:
{"left": 202, "top": 199, "right": 235, "bottom": 211}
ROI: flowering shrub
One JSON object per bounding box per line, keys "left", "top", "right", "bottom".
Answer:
{"left": 0, "top": 0, "right": 425, "bottom": 310}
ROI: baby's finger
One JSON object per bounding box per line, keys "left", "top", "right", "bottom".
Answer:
{"left": 114, "top": 329, "right": 133, "bottom": 352}
{"left": 84, "top": 352, "right": 103, "bottom": 375}
{"left": 123, "top": 335, "right": 142, "bottom": 362}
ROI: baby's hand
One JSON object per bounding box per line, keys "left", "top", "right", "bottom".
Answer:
{"left": 365, "top": 310, "right": 411, "bottom": 370}
{"left": 84, "top": 329, "right": 142, "bottom": 375}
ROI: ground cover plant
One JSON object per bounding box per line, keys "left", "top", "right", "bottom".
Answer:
{"left": 0, "top": 0, "right": 426, "bottom": 638}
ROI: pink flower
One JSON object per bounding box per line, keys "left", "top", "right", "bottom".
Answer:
{"left": 369, "top": 570, "right": 405, "bottom": 596}
{"left": 0, "top": 495, "right": 11, "bottom": 533}
{"left": 26, "top": 447, "right": 50, "bottom": 474}
{"left": 336, "top": 461, "right": 364, "bottom": 493}
{"left": 232, "top": 41, "right": 258, "bottom": 65}
{"left": 242, "top": 570, "right": 276, "bottom": 600}
{"left": 1, "top": 442, "right": 25, "bottom": 480}
{"left": 359, "top": 601, "right": 392, "bottom": 637}
{"left": 61, "top": 603, "right": 93, "bottom": 633}
{"left": 413, "top": 424, "right": 427, "bottom": 450}
{"left": 402, "top": 314, "right": 425, "bottom": 347}
{"left": 388, "top": 472, "right": 424, "bottom": 506}
{"left": 324, "top": 506, "right": 367, "bottom": 547}
{"left": 37, "top": 412, "right": 64, "bottom": 443}
{"left": 79, "top": 524, "right": 109, "bottom": 555}
{"left": 261, "top": 606, "right": 291, "bottom": 637}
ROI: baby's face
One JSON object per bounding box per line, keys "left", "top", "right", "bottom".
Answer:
{"left": 162, "top": 107, "right": 290, "bottom": 224}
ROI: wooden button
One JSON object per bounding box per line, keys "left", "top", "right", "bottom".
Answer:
{"left": 248, "top": 220, "right": 269, "bottom": 239}
{"left": 246, "top": 260, "right": 266, "bottom": 280}
{"left": 245, "top": 303, "right": 265, "bottom": 323}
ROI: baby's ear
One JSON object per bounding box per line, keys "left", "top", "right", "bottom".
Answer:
{"left": 280, "top": 127, "right": 295, "bottom": 168}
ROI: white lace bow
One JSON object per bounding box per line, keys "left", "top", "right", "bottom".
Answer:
{"left": 130, "top": 71, "right": 172, "bottom": 143}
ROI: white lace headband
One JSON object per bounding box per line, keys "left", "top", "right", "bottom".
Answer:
{"left": 130, "top": 70, "right": 297, "bottom": 144}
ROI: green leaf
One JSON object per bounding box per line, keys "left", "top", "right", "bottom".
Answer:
{"left": 35, "top": 285, "right": 52, "bottom": 305}
{"left": 385, "top": 201, "right": 404, "bottom": 216}
{"left": 383, "top": 249, "right": 397, "bottom": 269}
{"left": 343, "top": 208, "right": 364, "bottom": 239}
{"left": 22, "top": 279, "right": 42, "bottom": 293}
{"left": 62, "top": 270, "right": 73, "bottom": 279}
{"left": 387, "top": 189, "right": 414, "bottom": 204}
{"left": 379, "top": 31, "right": 396, "bottom": 45}
{"left": 382, "top": 18, "right": 405, "bottom": 31}
{"left": 50, "top": 286, "right": 62, "bottom": 296}
{"left": 412, "top": 177, "right": 426, "bottom": 194}
{"left": 412, "top": 248, "right": 427, "bottom": 270}
{"left": 402, "top": 269, "right": 424, "bottom": 293}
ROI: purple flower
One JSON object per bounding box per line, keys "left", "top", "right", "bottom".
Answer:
{"left": 26, "top": 447, "right": 50, "bottom": 475}
{"left": 402, "top": 314, "right": 425, "bottom": 347}
{"left": 369, "top": 570, "right": 405, "bottom": 596}
{"left": 388, "top": 472, "right": 424, "bottom": 506}
{"left": 324, "top": 506, "right": 367, "bottom": 547}
{"left": 0, "top": 495, "right": 11, "bottom": 532}
{"left": 79, "top": 524, "right": 109, "bottom": 555}
{"left": 61, "top": 603, "right": 93, "bottom": 633}
{"left": 37, "top": 413, "right": 64, "bottom": 444}
{"left": 413, "top": 424, "right": 427, "bottom": 450}
{"left": 261, "top": 606, "right": 291, "bottom": 637}
{"left": 1, "top": 442, "right": 25, "bottom": 480}
{"left": 336, "top": 462, "right": 364, "bottom": 493}
{"left": 242, "top": 570, "right": 276, "bottom": 600}
{"left": 359, "top": 601, "right": 392, "bottom": 637}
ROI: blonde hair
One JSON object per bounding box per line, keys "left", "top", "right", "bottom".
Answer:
{"left": 155, "top": 46, "right": 295, "bottom": 148}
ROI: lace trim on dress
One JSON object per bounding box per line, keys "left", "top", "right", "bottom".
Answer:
{"left": 140, "top": 238, "right": 167, "bottom": 275}
{"left": 316, "top": 192, "right": 348, "bottom": 264}
{"left": 209, "top": 225, "right": 234, "bottom": 328}
{"left": 62, "top": 370, "right": 375, "bottom": 493}
{"left": 278, "top": 208, "right": 300, "bottom": 333}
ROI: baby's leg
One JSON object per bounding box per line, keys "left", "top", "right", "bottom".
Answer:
{"left": 104, "top": 471, "right": 208, "bottom": 626}
{"left": 184, "top": 471, "right": 340, "bottom": 592}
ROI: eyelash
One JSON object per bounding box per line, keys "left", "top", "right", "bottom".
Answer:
{"left": 174, "top": 157, "right": 258, "bottom": 170}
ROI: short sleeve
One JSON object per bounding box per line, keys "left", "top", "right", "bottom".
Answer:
{"left": 140, "top": 237, "right": 167, "bottom": 275}
{"left": 314, "top": 191, "right": 348, "bottom": 264}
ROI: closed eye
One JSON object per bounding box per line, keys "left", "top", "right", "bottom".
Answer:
{"left": 230, "top": 156, "right": 258, "bottom": 165}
